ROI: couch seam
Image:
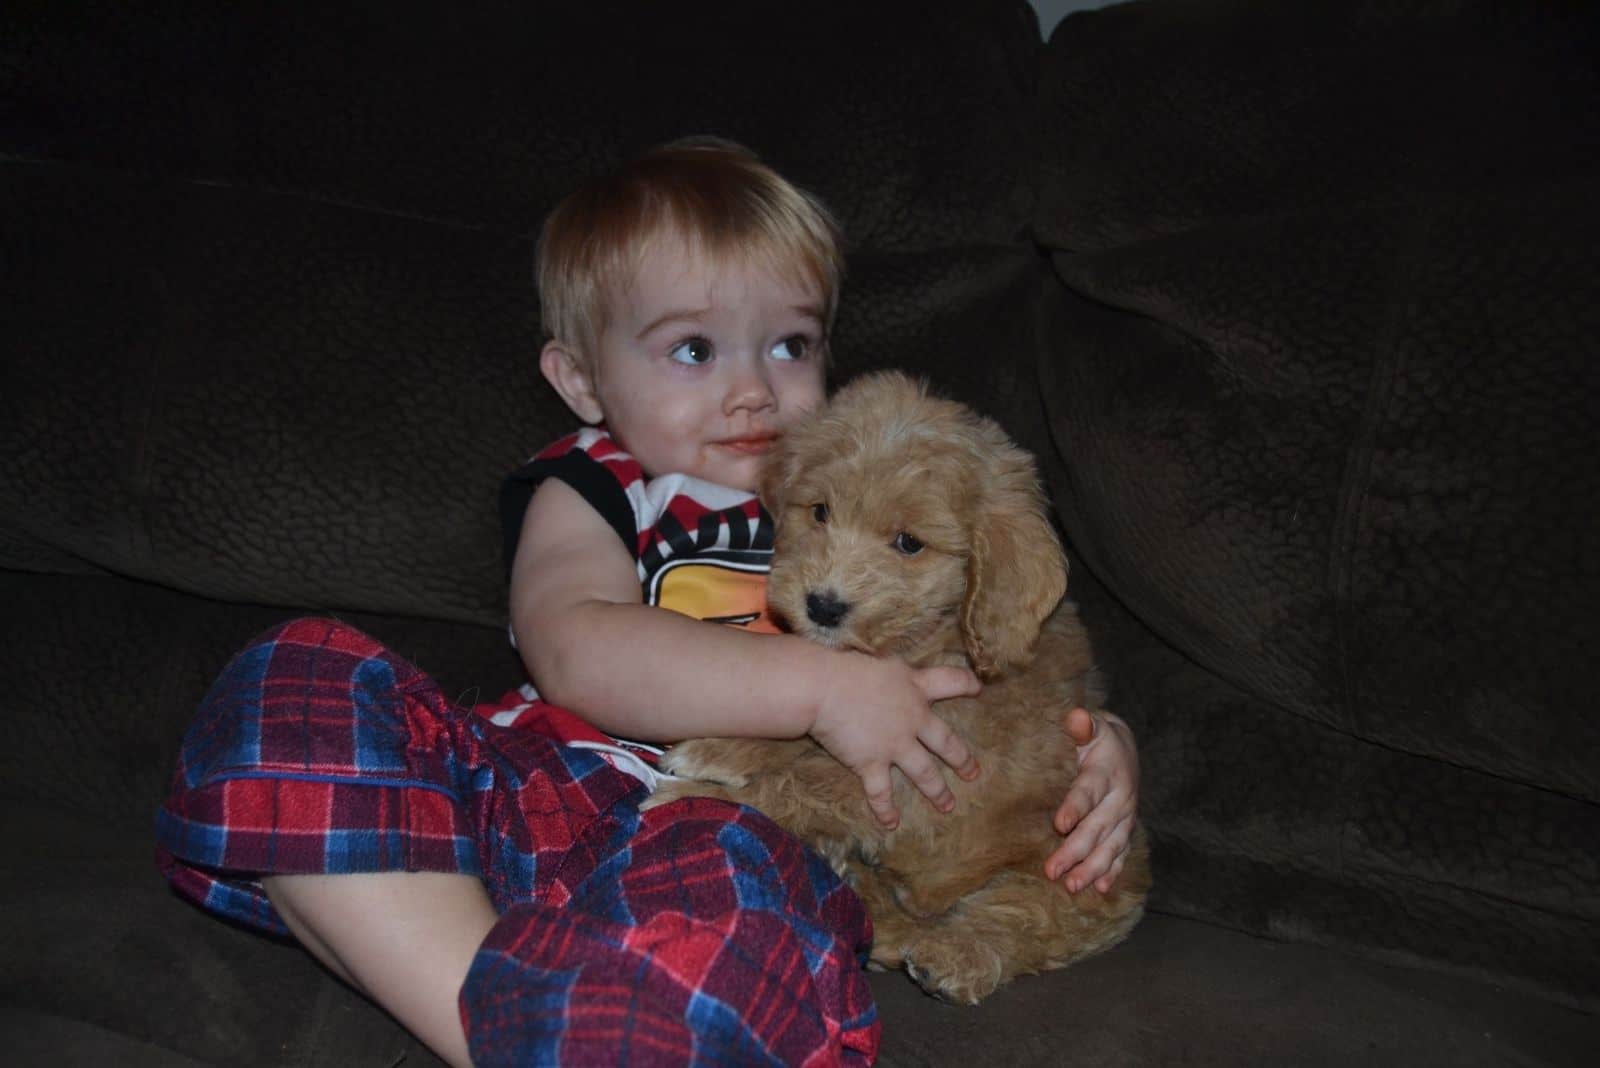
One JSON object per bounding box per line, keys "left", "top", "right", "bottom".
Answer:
{"left": 1326, "top": 195, "right": 1435, "bottom": 882}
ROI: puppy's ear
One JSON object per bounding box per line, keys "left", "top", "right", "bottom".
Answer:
{"left": 961, "top": 451, "right": 1068, "bottom": 679}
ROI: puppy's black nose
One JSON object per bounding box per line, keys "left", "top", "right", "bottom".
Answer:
{"left": 805, "top": 590, "right": 850, "bottom": 628}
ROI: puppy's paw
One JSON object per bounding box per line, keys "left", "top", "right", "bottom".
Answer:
{"left": 636, "top": 784, "right": 678, "bottom": 812}
{"left": 903, "top": 937, "right": 1007, "bottom": 1005}
{"left": 866, "top": 935, "right": 909, "bottom": 972}
{"left": 640, "top": 779, "right": 736, "bottom": 812}
{"left": 660, "top": 742, "right": 751, "bottom": 787}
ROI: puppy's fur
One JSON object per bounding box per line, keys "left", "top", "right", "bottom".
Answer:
{"left": 644, "top": 372, "right": 1149, "bottom": 1003}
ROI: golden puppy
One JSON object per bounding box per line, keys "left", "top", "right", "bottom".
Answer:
{"left": 644, "top": 371, "right": 1149, "bottom": 1003}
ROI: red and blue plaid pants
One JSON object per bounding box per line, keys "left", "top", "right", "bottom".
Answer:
{"left": 156, "top": 618, "right": 879, "bottom": 1065}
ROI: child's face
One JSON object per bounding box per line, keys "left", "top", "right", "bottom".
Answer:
{"left": 576, "top": 240, "right": 828, "bottom": 492}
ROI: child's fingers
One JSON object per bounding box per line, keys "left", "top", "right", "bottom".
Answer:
{"left": 1053, "top": 770, "right": 1109, "bottom": 835}
{"left": 1076, "top": 815, "right": 1135, "bottom": 893}
{"left": 1053, "top": 797, "right": 1081, "bottom": 837}
{"left": 899, "top": 747, "right": 958, "bottom": 814}
{"left": 1046, "top": 782, "right": 1118, "bottom": 880}
{"left": 1065, "top": 706, "right": 1099, "bottom": 748}
{"left": 858, "top": 764, "right": 901, "bottom": 829}
{"left": 1093, "top": 853, "right": 1129, "bottom": 896}
{"left": 918, "top": 713, "right": 979, "bottom": 781}
{"left": 1045, "top": 820, "right": 1097, "bottom": 883}
{"left": 1053, "top": 813, "right": 1135, "bottom": 892}
{"left": 912, "top": 664, "right": 982, "bottom": 702}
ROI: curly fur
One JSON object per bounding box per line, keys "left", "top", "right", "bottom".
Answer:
{"left": 643, "top": 371, "right": 1149, "bottom": 1003}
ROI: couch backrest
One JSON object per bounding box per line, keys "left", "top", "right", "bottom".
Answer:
{"left": 2, "top": 0, "right": 1042, "bottom": 625}
{"left": 1032, "top": 0, "right": 1600, "bottom": 799}
{"left": 1029, "top": 2, "right": 1600, "bottom": 1007}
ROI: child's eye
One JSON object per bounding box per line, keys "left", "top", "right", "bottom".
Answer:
{"left": 892, "top": 532, "right": 924, "bottom": 556}
{"left": 771, "top": 335, "right": 810, "bottom": 361}
{"left": 811, "top": 502, "right": 829, "bottom": 524}
{"left": 668, "top": 338, "right": 714, "bottom": 365}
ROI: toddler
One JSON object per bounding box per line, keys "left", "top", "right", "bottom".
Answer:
{"left": 157, "top": 138, "right": 1139, "bottom": 1067}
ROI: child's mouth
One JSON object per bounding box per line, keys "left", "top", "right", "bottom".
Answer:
{"left": 716, "top": 435, "right": 778, "bottom": 455}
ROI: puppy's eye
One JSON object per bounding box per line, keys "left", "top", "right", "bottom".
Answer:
{"left": 811, "top": 502, "right": 829, "bottom": 524}
{"left": 893, "top": 532, "right": 924, "bottom": 556}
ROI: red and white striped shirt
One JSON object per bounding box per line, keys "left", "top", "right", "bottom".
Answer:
{"left": 485, "top": 428, "right": 781, "bottom": 785}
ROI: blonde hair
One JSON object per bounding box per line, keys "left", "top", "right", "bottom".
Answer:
{"left": 536, "top": 137, "right": 844, "bottom": 362}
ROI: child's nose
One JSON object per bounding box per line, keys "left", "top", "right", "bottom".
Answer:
{"left": 723, "top": 360, "right": 776, "bottom": 413}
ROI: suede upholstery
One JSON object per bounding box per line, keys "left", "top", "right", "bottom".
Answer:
{"left": 1033, "top": 2, "right": 1600, "bottom": 1009}
{"left": 3, "top": 2, "right": 1596, "bottom": 1064}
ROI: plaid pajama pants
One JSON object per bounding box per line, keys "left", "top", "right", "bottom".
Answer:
{"left": 155, "top": 618, "right": 879, "bottom": 1065}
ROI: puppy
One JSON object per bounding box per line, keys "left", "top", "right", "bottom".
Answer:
{"left": 643, "top": 371, "right": 1148, "bottom": 1003}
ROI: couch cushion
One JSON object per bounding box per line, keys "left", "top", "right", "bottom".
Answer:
{"left": 2, "top": 161, "right": 1047, "bottom": 621}
{"left": 0, "top": 571, "right": 523, "bottom": 835}
{"left": 1037, "top": 2, "right": 1600, "bottom": 252}
{"left": 3, "top": 0, "right": 1037, "bottom": 251}
{"left": 1071, "top": 555, "right": 1599, "bottom": 1010}
{"left": 1042, "top": 186, "right": 1600, "bottom": 798}
{"left": 2, "top": 165, "right": 548, "bottom": 623}
{"left": 1, "top": 801, "right": 422, "bottom": 1067}
{"left": 872, "top": 912, "right": 1600, "bottom": 1067}
{"left": 1031, "top": 2, "right": 1600, "bottom": 1007}
{"left": 5, "top": 573, "right": 1593, "bottom": 1066}
{"left": 3, "top": 0, "right": 1044, "bottom": 621}
{"left": 0, "top": 572, "right": 518, "bottom": 1064}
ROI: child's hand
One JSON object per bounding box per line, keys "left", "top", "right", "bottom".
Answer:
{"left": 809, "top": 654, "right": 982, "bottom": 830}
{"left": 1047, "top": 708, "right": 1139, "bottom": 894}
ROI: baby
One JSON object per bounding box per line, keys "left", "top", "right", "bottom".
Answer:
{"left": 157, "top": 138, "right": 1139, "bottom": 1066}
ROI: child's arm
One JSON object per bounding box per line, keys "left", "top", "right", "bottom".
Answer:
{"left": 1046, "top": 707, "right": 1140, "bottom": 894}
{"left": 511, "top": 480, "right": 981, "bottom": 828}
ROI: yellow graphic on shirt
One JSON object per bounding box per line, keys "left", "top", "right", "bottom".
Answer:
{"left": 654, "top": 559, "right": 779, "bottom": 634}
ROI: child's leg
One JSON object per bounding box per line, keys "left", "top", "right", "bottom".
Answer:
{"left": 156, "top": 619, "right": 566, "bottom": 1065}
{"left": 157, "top": 618, "right": 495, "bottom": 935}
{"left": 264, "top": 872, "right": 495, "bottom": 1068}
{"left": 460, "top": 796, "right": 881, "bottom": 1066}
{"left": 159, "top": 618, "right": 878, "bottom": 1064}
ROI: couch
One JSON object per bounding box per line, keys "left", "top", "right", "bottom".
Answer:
{"left": 4, "top": 1, "right": 1597, "bottom": 1064}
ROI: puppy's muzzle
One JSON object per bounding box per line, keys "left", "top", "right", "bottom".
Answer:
{"left": 805, "top": 589, "right": 851, "bottom": 628}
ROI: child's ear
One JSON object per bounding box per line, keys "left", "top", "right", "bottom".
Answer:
{"left": 540, "top": 340, "right": 604, "bottom": 424}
